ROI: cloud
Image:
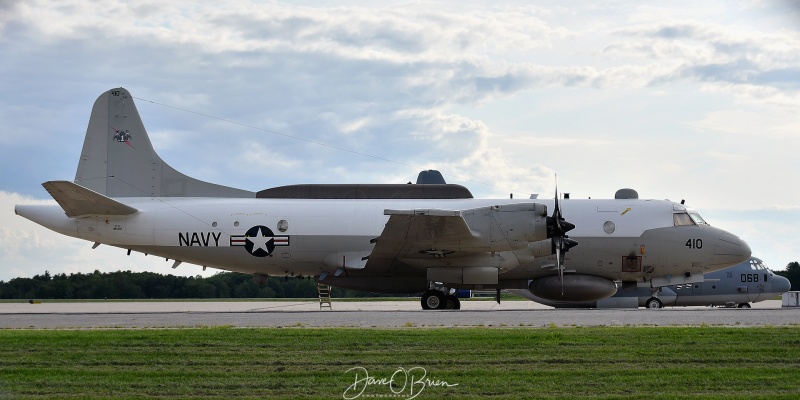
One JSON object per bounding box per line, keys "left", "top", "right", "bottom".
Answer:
{"left": 1, "top": 1, "right": 799, "bottom": 279}
{"left": 684, "top": 107, "right": 800, "bottom": 137}
{"left": 605, "top": 19, "right": 800, "bottom": 92}
{"left": 700, "top": 83, "right": 800, "bottom": 108}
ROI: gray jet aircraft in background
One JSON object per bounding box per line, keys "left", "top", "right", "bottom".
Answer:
{"left": 515, "top": 257, "right": 791, "bottom": 308}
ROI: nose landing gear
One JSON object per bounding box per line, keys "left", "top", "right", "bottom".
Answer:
{"left": 645, "top": 287, "right": 664, "bottom": 309}
{"left": 645, "top": 297, "right": 663, "bottom": 309}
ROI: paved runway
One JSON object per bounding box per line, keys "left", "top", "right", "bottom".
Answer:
{"left": 2, "top": 300, "right": 798, "bottom": 328}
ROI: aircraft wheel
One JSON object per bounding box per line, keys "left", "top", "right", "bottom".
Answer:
{"left": 421, "top": 290, "right": 445, "bottom": 310}
{"left": 737, "top": 303, "right": 751, "bottom": 309}
{"left": 645, "top": 297, "right": 663, "bottom": 309}
{"left": 445, "top": 295, "right": 461, "bottom": 310}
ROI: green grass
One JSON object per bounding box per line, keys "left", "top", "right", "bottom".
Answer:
{"left": 0, "top": 327, "right": 798, "bottom": 399}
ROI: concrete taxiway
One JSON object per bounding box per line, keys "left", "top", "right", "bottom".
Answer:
{"left": 1, "top": 300, "right": 798, "bottom": 329}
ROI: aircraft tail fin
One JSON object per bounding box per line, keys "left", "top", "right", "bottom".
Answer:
{"left": 74, "top": 88, "right": 254, "bottom": 198}
{"left": 43, "top": 180, "right": 138, "bottom": 218}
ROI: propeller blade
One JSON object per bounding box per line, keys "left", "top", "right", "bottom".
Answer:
{"left": 555, "top": 236, "right": 564, "bottom": 295}
{"left": 550, "top": 175, "right": 574, "bottom": 296}
{"left": 560, "top": 220, "right": 576, "bottom": 234}
{"left": 553, "top": 175, "right": 562, "bottom": 221}
{"left": 563, "top": 237, "right": 578, "bottom": 251}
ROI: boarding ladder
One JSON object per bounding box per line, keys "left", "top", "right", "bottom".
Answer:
{"left": 317, "top": 283, "right": 332, "bottom": 310}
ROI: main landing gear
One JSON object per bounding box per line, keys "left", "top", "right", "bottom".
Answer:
{"left": 420, "top": 289, "right": 461, "bottom": 310}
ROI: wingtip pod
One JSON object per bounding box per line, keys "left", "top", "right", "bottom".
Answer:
{"left": 73, "top": 88, "right": 254, "bottom": 199}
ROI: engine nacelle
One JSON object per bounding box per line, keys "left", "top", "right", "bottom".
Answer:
{"left": 529, "top": 239, "right": 555, "bottom": 257}
{"left": 461, "top": 202, "right": 549, "bottom": 251}
{"left": 529, "top": 274, "right": 617, "bottom": 302}
{"left": 386, "top": 202, "right": 549, "bottom": 253}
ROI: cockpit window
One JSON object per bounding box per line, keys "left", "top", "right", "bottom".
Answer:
{"left": 673, "top": 212, "right": 695, "bottom": 226}
{"left": 688, "top": 211, "right": 709, "bottom": 226}
{"left": 749, "top": 258, "right": 769, "bottom": 271}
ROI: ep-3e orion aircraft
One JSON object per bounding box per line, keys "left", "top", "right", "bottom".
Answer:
{"left": 515, "top": 257, "right": 791, "bottom": 309}
{"left": 15, "top": 88, "right": 752, "bottom": 310}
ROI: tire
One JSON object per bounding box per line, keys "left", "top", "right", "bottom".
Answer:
{"left": 645, "top": 297, "right": 663, "bottom": 309}
{"left": 445, "top": 295, "right": 461, "bottom": 310}
{"left": 737, "top": 303, "right": 751, "bottom": 309}
{"left": 421, "top": 290, "right": 445, "bottom": 310}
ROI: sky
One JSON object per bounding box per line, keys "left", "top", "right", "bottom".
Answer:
{"left": 1, "top": 0, "right": 799, "bottom": 282}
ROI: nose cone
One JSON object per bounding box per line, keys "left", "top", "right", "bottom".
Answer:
{"left": 772, "top": 275, "right": 792, "bottom": 294}
{"left": 711, "top": 230, "right": 752, "bottom": 268}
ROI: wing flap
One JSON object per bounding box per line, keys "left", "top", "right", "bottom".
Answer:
{"left": 42, "top": 181, "right": 138, "bottom": 218}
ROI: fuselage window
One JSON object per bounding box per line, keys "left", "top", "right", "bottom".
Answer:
{"left": 673, "top": 212, "right": 695, "bottom": 226}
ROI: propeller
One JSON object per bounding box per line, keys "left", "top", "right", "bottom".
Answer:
{"left": 547, "top": 176, "right": 578, "bottom": 294}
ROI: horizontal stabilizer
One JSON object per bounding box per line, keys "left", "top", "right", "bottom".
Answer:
{"left": 42, "top": 181, "right": 138, "bottom": 218}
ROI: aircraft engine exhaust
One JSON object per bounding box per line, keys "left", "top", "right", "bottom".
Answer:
{"left": 529, "top": 275, "right": 617, "bottom": 302}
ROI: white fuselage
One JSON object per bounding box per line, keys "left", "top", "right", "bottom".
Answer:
{"left": 16, "top": 196, "right": 750, "bottom": 288}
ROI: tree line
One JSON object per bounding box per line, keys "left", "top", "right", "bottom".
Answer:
{"left": 1, "top": 262, "right": 797, "bottom": 300}
{"left": 0, "top": 270, "right": 402, "bottom": 300}
{"left": 778, "top": 262, "right": 800, "bottom": 291}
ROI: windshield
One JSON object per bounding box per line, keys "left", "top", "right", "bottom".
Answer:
{"left": 673, "top": 212, "right": 695, "bottom": 226}
{"left": 750, "top": 258, "right": 769, "bottom": 271}
{"left": 687, "top": 211, "right": 709, "bottom": 225}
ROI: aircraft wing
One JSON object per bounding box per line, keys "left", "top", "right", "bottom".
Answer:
{"left": 42, "top": 180, "right": 138, "bottom": 218}
{"left": 363, "top": 203, "right": 550, "bottom": 275}
{"left": 380, "top": 209, "right": 475, "bottom": 243}
{"left": 364, "top": 208, "right": 483, "bottom": 273}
